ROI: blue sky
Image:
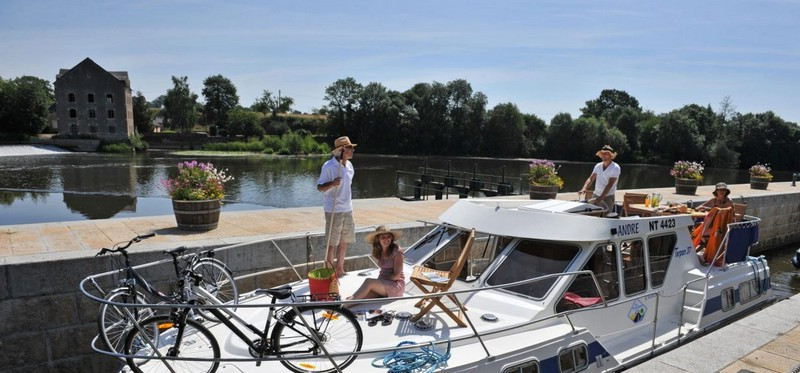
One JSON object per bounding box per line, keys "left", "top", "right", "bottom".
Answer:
{"left": 2, "top": 0, "right": 799, "bottom": 122}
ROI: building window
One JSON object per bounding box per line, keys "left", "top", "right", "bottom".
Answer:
{"left": 647, "top": 234, "right": 677, "bottom": 288}
{"left": 108, "top": 125, "right": 116, "bottom": 134}
{"left": 721, "top": 287, "right": 735, "bottom": 312}
{"left": 503, "top": 359, "right": 539, "bottom": 373}
{"left": 106, "top": 94, "right": 113, "bottom": 103}
{"left": 87, "top": 93, "right": 94, "bottom": 103}
{"left": 69, "top": 109, "right": 77, "bottom": 118}
{"left": 559, "top": 344, "right": 588, "bottom": 373}
{"left": 89, "top": 125, "right": 98, "bottom": 133}
{"left": 68, "top": 93, "right": 75, "bottom": 102}
{"left": 88, "top": 109, "right": 96, "bottom": 118}
{"left": 622, "top": 239, "right": 647, "bottom": 295}
{"left": 557, "top": 243, "right": 619, "bottom": 313}
{"left": 69, "top": 124, "right": 78, "bottom": 135}
{"left": 107, "top": 110, "right": 115, "bottom": 119}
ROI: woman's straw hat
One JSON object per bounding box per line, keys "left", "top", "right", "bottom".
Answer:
{"left": 365, "top": 225, "right": 402, "bottom": 244}
{"left": 713, "top": 182, "right": 731, "bottom": 196}
{"left": 595, "top": 144, "right": 617, "bottom": 159}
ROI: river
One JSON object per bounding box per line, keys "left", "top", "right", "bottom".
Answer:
{"left": 0, "top": 150, "right": 796, "bottom": 225}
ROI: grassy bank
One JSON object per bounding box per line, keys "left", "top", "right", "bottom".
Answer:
{"left": 201, "top": 132, "right": 330, "bottom": 155}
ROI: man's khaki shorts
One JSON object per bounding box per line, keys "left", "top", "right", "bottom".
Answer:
{"left": 324, "top": 211, "right": 355, "bottom": 247}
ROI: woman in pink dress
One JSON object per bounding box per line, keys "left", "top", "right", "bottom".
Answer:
{"left": 348, "top": 226, "right": 405, "bottom": 301}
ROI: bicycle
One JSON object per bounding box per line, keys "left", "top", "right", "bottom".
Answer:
{"left": 123, "top": 285, "right": 363, "bottom": 373}
{"left": 96, "top": 233, "right": 239, "bottom": 355}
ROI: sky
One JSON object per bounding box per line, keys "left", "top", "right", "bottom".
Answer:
{"left": 1, "top": 0, "right": 799, "bottom": 123}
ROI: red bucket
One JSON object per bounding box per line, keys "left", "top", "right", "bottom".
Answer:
{"left": 308, "top": 267, "right": 338, "bottom": 301}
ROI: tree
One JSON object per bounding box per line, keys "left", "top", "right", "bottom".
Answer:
{"left": 163, "top": 76, "right": 198, "bottom": 133}
{"left": 201, "top": 75, "right": 239, "bottom": 130}
{"left": 324, "top": 78, "right": 363, "bottom": 136}
{"left": 522, "top": 113, "right": 547, "bottom": 156}
{"left": 0, "top": 76, "right": 54, "bottom": 135}
{"left": 132, "top": 91, "right": 153, "bottom": 134}
{"left": 148, "top": 95, "right": 166, "bottom": 108}
{"left": 653, "top": 110, "right": 704, "bottom": 163}
{"left": 482, "top": 103, "right": 525, "bottom": 157}
{"left": 227, "top": 109, "right": 264, "bottom": 137}
{"left": 252, "top": 90, "right": 293, "bottom": 118}
{"left": 581, "top": 89, "right": 641, "bottom": 119}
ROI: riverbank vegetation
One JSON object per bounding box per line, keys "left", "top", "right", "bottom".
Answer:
{"left": 2, "top": 71, "right": 798, "bottom": 171}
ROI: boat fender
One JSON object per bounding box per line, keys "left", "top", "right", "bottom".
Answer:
{"left": 792, "top": 249, "right": 800, "bottom": 269}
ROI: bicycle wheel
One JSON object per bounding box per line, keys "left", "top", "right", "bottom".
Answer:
{"left": 192, "top": 258, "right": 239, "bottom": 322}
{"left": 98, "top": 287, "right": 157, "bottom": 354}
{"left": 123, "top": 315, "right": 220, "bottom": 373}
{"left": 271, "top": 306, "right": 363, "bottom": 373}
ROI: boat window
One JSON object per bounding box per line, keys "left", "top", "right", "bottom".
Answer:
{"left": 404, "top": 226, "right": 459, "bottom": 264}
{"left": 621, "top": 239, "right": 647, "bottom": 295}
{"left": 467, "top": 233, "right": 513, "bottom": 280}
{"left": 487, "top": 239, "right": 579, "bottom": 299}
{"left": 558, "top": 344, "right": 588, "bottom": 373}
{"left": 503, "top": 359, "right": 539, "bottom": 373}
{"left": 557, "top": 243, "right": 619, "bottom": 312}
{"left": 739, "top": 279, "right": 761, "bottom": 304}
{"left": 721, "top": 287, "right": 735, "bottom": 312}
{"left": 647, "top": 234, "right": 677, "bottom": 288}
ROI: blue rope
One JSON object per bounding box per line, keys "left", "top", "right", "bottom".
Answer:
{"left": 371, "top": 340, "right": 451, "bottom": 373}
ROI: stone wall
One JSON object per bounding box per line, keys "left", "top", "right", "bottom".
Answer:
{"left": 0, "top": 224, "right": 432, "bottom": 372}
{"left": 745, "top": 191, "right": 800, "bottom": 252}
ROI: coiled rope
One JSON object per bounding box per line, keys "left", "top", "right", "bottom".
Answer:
{"left": 371, "top": 341, "right": 451, "bottom": 373}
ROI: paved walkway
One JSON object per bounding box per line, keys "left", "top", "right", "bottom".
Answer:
{"left": 629, "top": 293, "right": 800, "bottom": 373}
{"left": 1, "top": 181, "right": 797, "bottom": 264}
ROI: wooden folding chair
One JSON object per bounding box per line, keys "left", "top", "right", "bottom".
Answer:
{"left": 409, "top": 228, "right": 476, "bottom": 327}
{"left": 733, "top": 203, "right": 747, "bottom": 222}
{"left": 622, "top": 192, "right": 648, "bottom": 217}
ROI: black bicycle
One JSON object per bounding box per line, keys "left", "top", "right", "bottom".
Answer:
{"left": 96, "top": 233, "right": 239, "bottom": 355}
{"left": 123, "top": 285, "right": 363, "bottom": 373}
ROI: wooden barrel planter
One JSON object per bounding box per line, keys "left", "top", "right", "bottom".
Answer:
{"left": 172, "top": 199, "right": 221, "bottom": 231}
{"left": 675, "top": 178, "right": 699, "bottom": 195}
{"left": 529, "top": 184, "right": 558, "bottom": 200}
{"left": 750, "top": 176, "right": 770, "bottom": 190}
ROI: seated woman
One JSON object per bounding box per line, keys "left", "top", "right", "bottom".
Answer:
{"left": 697, "top": 182, "right": 734, "bottom": 212}
{"left": 348, "top": 226, "right": 405, "bottom": 302}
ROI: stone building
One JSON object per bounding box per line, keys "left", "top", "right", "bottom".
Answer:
{"left": 54, "top": 58, "right": 134, "bottom": 139}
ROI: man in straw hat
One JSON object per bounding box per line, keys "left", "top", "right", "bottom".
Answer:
{"left": 579, "top": 145, "right": 621, "bottom": 210}
{"left": 317, "top": 136, "right": 357, "bottom": 277}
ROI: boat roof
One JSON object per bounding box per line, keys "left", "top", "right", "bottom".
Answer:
{"left": 439, "top": 199, "right": 695, "bottom": 242}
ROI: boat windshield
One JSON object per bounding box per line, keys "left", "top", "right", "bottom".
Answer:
{"left": 486, "top": 239, "right": 580, "bottom": 299}
{"left": 404, "top": 226, "right": 461, "bottom": 264}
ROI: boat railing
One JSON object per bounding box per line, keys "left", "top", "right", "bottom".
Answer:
{"left": 678, "top": 215, "right": 762, "bottom": 338}
{"left": 80, "top": 239, "right": 613, "bottom": 370}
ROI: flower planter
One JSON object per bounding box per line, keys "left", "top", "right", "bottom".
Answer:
{"left": 750, "top": 176, "right": 770, "bottom": 190}
{"left": 529, "top": 184, "right": 558, "bottom": 200}
{"left": 675, "top": 178, "right": 699, "bottom": 195}
{"left": 172, "top": 199, "right": 221, "bottom": 231}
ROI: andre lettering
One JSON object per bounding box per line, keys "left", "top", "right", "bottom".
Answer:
{"left": 617, "top": 223, "right": 639, "bottom": 236}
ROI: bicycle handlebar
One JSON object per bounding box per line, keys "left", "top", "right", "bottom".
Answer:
{"left": 95, "top": 233, "right": 156, "bottom": 256}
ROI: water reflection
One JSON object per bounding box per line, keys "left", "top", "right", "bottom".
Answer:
{"left": 0, "top": 152, "right": 796, "bottom": 225}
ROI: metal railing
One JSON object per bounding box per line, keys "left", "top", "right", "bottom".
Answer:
{"left": 677, "top": 215, "right": 762, "bottom": 339}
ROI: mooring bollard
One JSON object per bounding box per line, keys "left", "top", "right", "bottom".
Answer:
{"left": 793, "top": 172, "right": 799, "bottom": 187}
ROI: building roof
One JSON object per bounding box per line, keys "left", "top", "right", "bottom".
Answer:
{"left": 56, "top": 57, "right": 130, "bottom": 88}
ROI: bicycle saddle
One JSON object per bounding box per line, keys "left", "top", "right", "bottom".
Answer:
{"left": 255, "top": 285, "right": 293, "bottom": 300}
{"left": 163, "top": 246, "right": 188, "bottom": 257}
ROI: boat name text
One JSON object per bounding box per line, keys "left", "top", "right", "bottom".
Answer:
{"left": 617, "top": 223, "right": 640, "bottom": 236}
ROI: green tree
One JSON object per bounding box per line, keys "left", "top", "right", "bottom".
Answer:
{"left": 729, "top": 111, "right": 799, "bottom": 170}
{"left": 252, "top": 90, "right": 294, "bottom": 118}
{"left": 653, "top": 110, "right": 704, "bottom": 163}
{"left": 132, "top": 91, "right": 153, "bottom": 134}
{"left": 201, "top": 74, "right": 239, "bottom": 130}
{"left": 482, "top": 103, "right": 525, "bottom": 157}
{"left": 544, "top": 113, "right": 574, "bottom": 159}
{"left": 522, "top": 113, "right": 547, "bottom": 156}
{"left": 227, "top": 109, "right": 264, "bottom": 138}
{"left": 148, "top": 95, "right": 166, "bottom": 108}
{"left": 0, "top": 76, "right": 54, "bottom": 135}
{"left": 581, "top": 89, "right": 641, "bottom": 119}
{"left": 163, "top": 76, "right": 198, "bottom": 133}
{"left": 324, "top": 78, "right": 363, "bottom": 136}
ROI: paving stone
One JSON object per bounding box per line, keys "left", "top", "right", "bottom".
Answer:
{"left": 741, "top": 349, "right": 799, "bottom": 372}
